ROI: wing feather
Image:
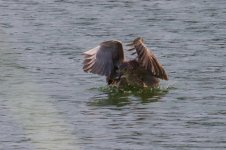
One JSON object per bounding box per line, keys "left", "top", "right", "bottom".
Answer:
{"left": 83, "top": 40, "right": 124, "bottom": 77}
{"left": 129, "top": 38, "right": 168, "bottom": 80}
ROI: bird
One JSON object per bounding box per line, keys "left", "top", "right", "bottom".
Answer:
{"left": 83, "top": 37, "right": 168, "bottom": 88}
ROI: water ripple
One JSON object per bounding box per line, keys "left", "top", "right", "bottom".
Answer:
{"left": 1, "top": 0, "right": 226, "bottom": 149}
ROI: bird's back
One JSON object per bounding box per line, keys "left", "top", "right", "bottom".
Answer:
{"left": 117, "top": 60, "right": 160, "bottom": 88}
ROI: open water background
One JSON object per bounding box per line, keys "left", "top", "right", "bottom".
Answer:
{"left": 0, "top": 0, "right": 226, "bottom": 149}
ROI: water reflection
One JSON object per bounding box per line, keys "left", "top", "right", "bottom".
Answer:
{"left": 88, "top": 86, "right": 169, "bottom": 107}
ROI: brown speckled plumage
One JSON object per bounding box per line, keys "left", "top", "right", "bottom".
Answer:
{"left": 83, "top": 37, "right": 168, "bottom": 88}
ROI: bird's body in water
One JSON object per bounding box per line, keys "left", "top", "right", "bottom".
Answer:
{"left": 83, "top": 37, "right": 168, "bottom": 88}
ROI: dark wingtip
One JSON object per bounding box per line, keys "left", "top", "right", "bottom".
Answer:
{"left": 133, "top": 37, "right": 144, "bottom": 45}
{"left": 126, "top": 37, "right": 144, "bottom": 46}
{"left": 164, "top": 74, "right": 169, "bottom": 80}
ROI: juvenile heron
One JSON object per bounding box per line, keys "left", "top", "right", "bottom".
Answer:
{"left": 83, "top": 37, "right": 168, "bottom": 88}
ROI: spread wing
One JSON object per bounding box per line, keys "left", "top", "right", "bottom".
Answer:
{"left": 83, "top": 40, "right": 124, "bottom": 76}
{"left": 128, "top": 37, "right": 168, "bottom": 80}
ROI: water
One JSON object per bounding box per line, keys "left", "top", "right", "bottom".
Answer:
{"left": 0, "top": 0, "right": 226, "bottom": 149}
